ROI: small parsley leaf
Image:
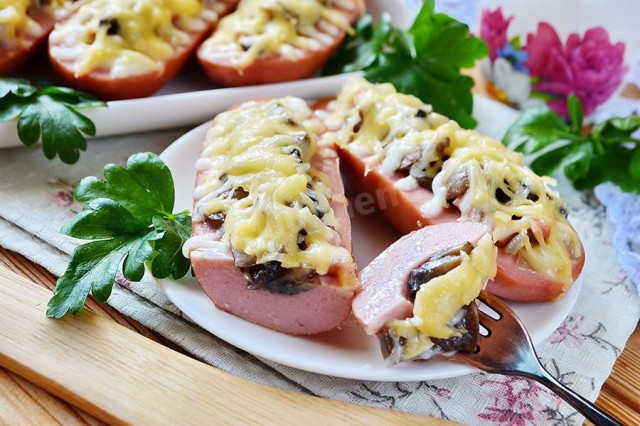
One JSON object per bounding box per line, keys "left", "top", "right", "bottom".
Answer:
{"left": 322, "top": 0, "right": 487, "bottom": 128}
{"left": 504, "top": 95, "right": 640, "bottom": 193}
{"left": 0, "top": 78, "right": 106, "bottom": 164}
{"left": 47, "top": 153, "right": 192, "bottom": 318}
{"left": 503, "top": 106, "right": 572, "bottom": 154}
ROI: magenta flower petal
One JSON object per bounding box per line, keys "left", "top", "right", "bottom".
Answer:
{"left": 480, "top": 7, "right": 513, "bottom": 61}
{"left": 524, "top": 24, "right": 628, "bottom": 116}
{"left": 524, "top": 22, "right": 563, "bottom": 77}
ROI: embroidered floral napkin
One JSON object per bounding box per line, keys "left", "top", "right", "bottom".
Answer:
{"left": 0, "top": 99, "right": 638, "bottom": 425}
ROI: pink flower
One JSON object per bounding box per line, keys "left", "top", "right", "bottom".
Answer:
{"left": 525, "top": 23, "right": 628, "bottom": 116}
{"left": 480, "top": 8, "right": 513, "bottom": 61}
{"left": 51, "top": 190, "right": 75, "bottom": 208}
{"left": 549, "top": 315, "right": 585, "bottom": 348}
{"left": 479, "top": 376, "right": 562, "bottom": 425}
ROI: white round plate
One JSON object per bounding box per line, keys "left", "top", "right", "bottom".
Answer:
{"left": 157, "top": 110, "right": 582, "bottom": 381}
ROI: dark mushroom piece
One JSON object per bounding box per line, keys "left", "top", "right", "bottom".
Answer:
{"left": 99, "top": 17, "right": 119, "bottom": 35}
{"left": 241, "top": 261, "right": 319, "bottom": 295}
{"left": 446, "top": 172, "right": 470, "bottom": 202}
{"left": 431, "top": 302, "right": 480, "bottom": 353}
{"left": 407, "top": 242, "right": 473, "bottom": 299}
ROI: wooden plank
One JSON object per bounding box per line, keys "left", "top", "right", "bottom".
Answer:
{"left": 0, "top": 265, "right": 449, "bottom": 426}
{"left": 0, "top": 367, "right": 104, "bottom": 426}
{"left": 0, "top": 248, "right": 187, "bottom": 355}
{"left": 601, "top": 324, "right": 640, "bottom": 412}
{"left": 594, "top": 387, "right": 640, "bottom": 426}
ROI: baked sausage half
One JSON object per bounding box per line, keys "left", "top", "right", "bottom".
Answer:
{"left": 353, "top": 222, "right": 496, "bottom": 364}
{"left": 48, "top": 0, "right": 239, "bottom": 99}
{"left": 318, "top": 77, "right": 585, "bottom": 302}
{"left": 184, "top": 97, "right": 359, "bottom": 335}
{"left": 0, "top": 0, "right": 72, "bottom": 75}
{"left": 196, "top": 0, "right": 365, "bottom": 86}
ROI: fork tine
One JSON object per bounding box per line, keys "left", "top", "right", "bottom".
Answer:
{"left": 478, "top": 310, "right": 497, "bottom": 326}
{"left": 477, "top": 289, "right": 513, "bottom": 318}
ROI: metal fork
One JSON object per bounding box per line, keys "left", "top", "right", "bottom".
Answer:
{"left": 453, "top": 290, "right": 623, "bottom": 426}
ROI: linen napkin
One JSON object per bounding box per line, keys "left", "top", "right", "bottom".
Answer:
{"left": 1, "top": 100, "right": 638, "bottom": 425}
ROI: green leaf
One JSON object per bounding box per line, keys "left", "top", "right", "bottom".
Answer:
{"left": 630, "top": 147, "right": 640, "bottom": 179}
{"left": 151, "top": 214, "right": 191, "bottom": 279}
{"left": 16, "top": 104, "right": 41, "bottom": 146}
{"left": 39, "top": 85, "right": 105, "bottom": 109}
{"left": 38, "top": 96, "right": 89, "bottom": 163}
{"left": 47, "top": 153, "right": 192, "bottom": 317}
{"left": 61, "top": 199, "right": 150, "bottom": 239}
{"left": 509, "top": 35, "right": 521, "bottom": 50}
{"left": 0, "top": 94, "right": 28, "bottom": 121}
{"left": 572, "top": 145, "right": 640, "bottom": 193}
{"left": 0, "top": 78, "right": 106, "bottom": 164}
{"left": 592, "top": 116, "right": 640, "bottom": 141}
{"left": 503, "top": 106, "right": 572, "bottom": 154}
{"left": 567, "top": 93, "right": 583, "bottom": 134}
{"left": 0, "top": 78, "right": 36, "bottom": 98}
{"left": 409, "top": 1, "right": 488, "bottom": 69}
{"left": 529, "top": 144, "right": 574, "bottom": 177}
{"left": 321, "top": 0, "right": 487, "bottom": 129}
{"left": 74, "top": 152, "right": 176, "bottom": 224}
{"left": 46, "top": 231, "right": 157, "bottom": 318}
{"left": 562, "top": 141, "right": 592, "bottom": 180}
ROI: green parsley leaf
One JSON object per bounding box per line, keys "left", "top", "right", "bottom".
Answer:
{"left": 151, "top": 215, "right": 191, "bottom": 279}
{"left": 567, "top": 93, "right": 583, "bottom": 134}
{"left": 592, "top": 116, "right": 640, "bottom": 141}
{"left": 47, "top": 153, "right": 191, "bottom": 318}
{"left": 322, "top": 0, "right": 487, "bottom": 128}
{"left": 503, "top": 95, "right": 640, "bottom": 193}
{"left": 503, "top": 105, "right": 573, "bottom": 154}
{"left": 74, "top": 152, "right": 176, "bottom": 224}
{"left": 0, "top": 78, "right": 106, "bottom": 164}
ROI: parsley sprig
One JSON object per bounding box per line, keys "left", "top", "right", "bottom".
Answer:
{"left": 322, "top": 0, "right": 488, "bottom": 129}
{"left": 504, "top": 94, "right": 640, "bottom": 192}
{"left": 47, "top": 153, "right": 191, "bottom": 318}
{"left": 0, "top": 78, "right": 106, "bottom": 164}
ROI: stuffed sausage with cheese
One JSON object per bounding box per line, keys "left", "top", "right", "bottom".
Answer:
{"left": 319, "top": 77, "right": 585, "bottom": 302}
{"left": 0, "top": 0, "right": 72, "bottom": 75}
{"left": 184, "top": 97, "right": 359, "bottom": 335}
{"left": 48, "top": 0, "right": 239, "bottom": 99}
{"left": 197, "top": 0, "right": 365, "bottom": 86}
{"left": 353, "top": 222, "right": 496, "bottom": 364}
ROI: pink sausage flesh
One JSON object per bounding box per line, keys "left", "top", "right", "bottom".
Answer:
{"left": 352, "top": 222, "right": 490, "bottom": 336}
{"left": 191, "top": 145, "right": 356, "bottom": 335}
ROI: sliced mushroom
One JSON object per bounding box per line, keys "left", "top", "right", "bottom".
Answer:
{"left": 504, "top": 232, "right": 527, "bottom": 255}
{"left": 99, "top": 17, "right": 119, "bottom": 35}
{"left": 431, "top": 302, "right": 480, "bottom": 353}
{"left": 205, "top": 212, "right": 225, "bottom": 229}
{"left": 407, "top": 242, "right": 473, "bottom": 300}
{"left": 232, "top": 248, "right": 256, "bottom": 268}
{"left": 445, "top": 172, "right": 469, "bottom": 202}
{"left": 241, "top": 261, "right": 319, "bottom": 295}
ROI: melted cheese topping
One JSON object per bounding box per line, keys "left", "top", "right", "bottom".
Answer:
{"left": 323, "top": 77, "right": 582, "bottom": 291}
{"left": 199, "top": 0, "right": 361, "bottom": 69}
{"left": 0, "top": 0, "right": 70, "bottom": 47}
{"left": 189, "top": 97, "right": 357, "bottom": 288}
{"left": 49, "top": 0, "right": 223, "bottom": 78}
{"left": 387, "top": 234, "right": 496, "bottom": 360}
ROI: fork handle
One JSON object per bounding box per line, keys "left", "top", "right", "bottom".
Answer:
{"left": 526, "top": 367, "right": 623, "bottom": 426}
